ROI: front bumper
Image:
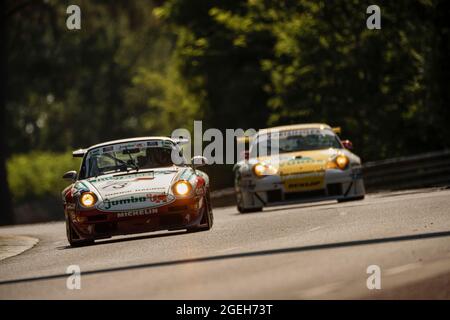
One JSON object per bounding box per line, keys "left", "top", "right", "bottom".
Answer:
{"left": 68, "top": 197, "right": 205, "bottom": 240}
{"left": 237, "top": 167, "right": 365, "bottom": 208}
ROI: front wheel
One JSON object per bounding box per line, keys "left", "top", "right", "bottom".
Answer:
{"left": 237, "top": 205, "right": 263, "bottom": 213}
{"left": 66, "top": 216, "right": 94, "bottom": 247}
{"left": 236, "top": 190, "right": 262, "bottom": 213}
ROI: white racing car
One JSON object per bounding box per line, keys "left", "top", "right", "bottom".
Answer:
{"left": 233, "top": 123, "right": 365, "bottom": 212}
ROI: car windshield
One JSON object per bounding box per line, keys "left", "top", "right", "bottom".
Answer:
{"left": 251, "top": 128, "right": 342, "bottom": 155}
{"left": 82, "top": 140, "right": 180, "bottom": 178}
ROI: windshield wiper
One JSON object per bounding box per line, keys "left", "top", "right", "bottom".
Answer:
{"left": 104, "top": 153, "right": 139, "bottom": 171}
{"left": 124, "top": 148, "right": 140, "bottom": 172}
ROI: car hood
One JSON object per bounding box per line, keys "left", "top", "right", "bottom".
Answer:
{"left": 84, "top": 168, "right": 180, "bottom": 200}
{"left": 257, "top": 148, "right": 342, "bottom": 175}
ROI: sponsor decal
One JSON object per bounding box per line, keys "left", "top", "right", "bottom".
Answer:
{"left": 282, "top": 172, "right": 325, "bottom": 192}
{"left": 88, "top": 140, "right": 172, "bottom": 157}
{"left": 278, "top": 128, "right": 325, "bottom": 137}
{"left": 102, "top": 181, "right": 129, "bottom": 189}
{"left": 286, "top": 180, "right": 322, "bottom": 189}
{"left": 279, "top": 157, "right": 324, "bottom": 167}
{"left": 98, "top": 192, "right": 175, "bottom": 212}
{"left": 116, "top": 208, "right": 158, "bottom": 218}
{"left": 88, "top": 172, "right": 154, "bottom": 183}
{"left": 147, "top": 193, "right": 170, "bottom": 203}
{"left": 147, "top": 141, "right": 160, "bottom": 147}
{"left": 72, "top": 181, "right": 90, "bottom": 196}
{"left": 134, "top": 176, "right": 154, "bottom": 181}
{"left": 119, "top": 143, "right": 142, "bottom": 150}
{"left": 278, "top": 157, "right": 326, "bottom": 176}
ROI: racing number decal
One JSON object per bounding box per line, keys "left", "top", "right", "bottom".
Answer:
{"left": 102, "top": 181, "right": 129, "bottom": 189}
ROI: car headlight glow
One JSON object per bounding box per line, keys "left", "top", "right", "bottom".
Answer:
{"left": 253, "top": 163, "right": 266, "bottom": 176}
{"left": 336, "top": 155, "right": 349, "bottom": 169}
{"left": 80, "top": 192, "right": 97, "bottom": 208}
{"left": 327, "top": 155, "right": 349, "bottom": 170}
{"left": 173, "top": 180, "right": 192, "bottom": 196}
{"left": 252, "top": 163, "right": 278, "bottom": 177}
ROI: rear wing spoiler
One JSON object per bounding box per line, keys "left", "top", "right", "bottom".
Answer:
{"left": 72, "top": 149, "right": 86, "bottom": 158}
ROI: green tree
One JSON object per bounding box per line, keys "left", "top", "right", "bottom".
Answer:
{"left": 158, "top": 0, "right": 449, "bottom": 160}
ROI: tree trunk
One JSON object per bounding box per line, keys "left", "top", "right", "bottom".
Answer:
{"left": 0, "top": 0, "right": 14, "bottom": 225}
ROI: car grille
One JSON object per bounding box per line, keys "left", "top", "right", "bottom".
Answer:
{"left": 87, "top": 214, "right": 107, "bottom": 222}
{"left": 267, "top": 190, "right": 282, "bottom": 203}
{"left": 168, "top": 205, "right": 188, "bottom": 212}
{"left": 160, "top": 215, "right": 184, "bottom": 226}
{"left": 94, "top": 222, "right": 117, "bottom": 234}
{"left": 284, "top": 189, "right": 326, "bottom": 201}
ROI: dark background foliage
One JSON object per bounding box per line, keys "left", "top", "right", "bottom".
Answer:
{"left": 2, "top": 0, "right": 449, "bottom": 224}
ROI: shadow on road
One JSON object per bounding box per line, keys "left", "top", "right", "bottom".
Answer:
{"left": 232, "top": 200, "right": 340, "bottom": 216}
{"left": 242, "top": 198, "right": 366, "bottom": 215}
{"left": 56, "top": 230, "right": 188, "bottom": 250}
{"left": 2, "top": 230, "right": 450, "bottom": 286}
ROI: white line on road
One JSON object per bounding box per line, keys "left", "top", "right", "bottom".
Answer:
{"left": 385, "top": 262, "right": 423, "bottom": 276}
{"left": 295, "top": 282, "right": 344, "bottom": 298}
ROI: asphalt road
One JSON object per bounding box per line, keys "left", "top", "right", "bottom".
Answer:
{"left": 1, "top": 187, "right": 450, "bottom": 299}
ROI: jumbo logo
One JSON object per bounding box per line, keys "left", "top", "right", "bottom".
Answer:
{"left": 99, "top": 193, "right": 175, "bottom": 212}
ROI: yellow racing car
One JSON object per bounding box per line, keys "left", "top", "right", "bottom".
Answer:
{"left": 233, "top": 123, "right": 365, "bottom": 213}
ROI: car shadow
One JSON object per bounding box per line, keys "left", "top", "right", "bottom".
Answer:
{"left": 4, "top": 230, "right": 450, "bottom": 286}
{"left": 232, "top": 200, "right": 340, "bottom": 215}
{"left": 57, "top": 230, "right": 189, "bottom": 250}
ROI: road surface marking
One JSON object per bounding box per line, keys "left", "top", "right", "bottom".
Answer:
{"left": 295, "top": 282, "right": 344, "bottom": 298}
{"left": 385, "top": 262, "right": 422, "bottom": 276}
{"left": 307, "top": 226, "right": 321, "bottom": 232}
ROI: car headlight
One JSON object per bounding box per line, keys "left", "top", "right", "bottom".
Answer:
{"left": 327, "top": 155, "right": 349, "bottom": 170}
{"left": 252, "top": 163, "right": 278, "bottom": 177}
{"left": 173, "top": 180, "right": 192, "bottom": 196}
{"left": 336, "top": 155, "right": 349, "bottom": 169}
{"left": 80, "top": 192, "right": 97, "bottom": 208}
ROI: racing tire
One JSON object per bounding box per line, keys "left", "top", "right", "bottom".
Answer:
{"left": 237, "top": 206, "right": 263, "bottom": 213}
{"left": 66, "top": 217, "right": 95, "bottom": 247}
{"left": 337, "top": 195, "right": 365, "bottom": 203}
{"left": 235, "top": 187, "right": 263, "bottom": 213}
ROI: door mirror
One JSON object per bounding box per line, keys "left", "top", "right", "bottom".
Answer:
{"left": 342, "top": 140, "right": 353, "bottom": 150}
{"left": 63, "top": 170, "right": 77, "bottom": 182}
{"left": 191, "top": 156, "right": 208, "bottom": 168}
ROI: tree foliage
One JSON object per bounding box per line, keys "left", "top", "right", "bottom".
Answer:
{"left": 158, "top": 0, "right": 450, "bottom": 160}
{"left": 3, "top": 0, "right": 450, "bottom": 218}
{"left": 6, "top": 0, "right": 198, "bottom": 154}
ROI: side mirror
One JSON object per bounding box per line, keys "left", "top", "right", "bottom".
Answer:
{"left": 191, "top": 156, "right": 208, "bottom": 169}
{"left": 342, "top": 140, "right": 353, "bottom": 150}
{"left": 63, "top": 170, "right": 77, "bottom": 182}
